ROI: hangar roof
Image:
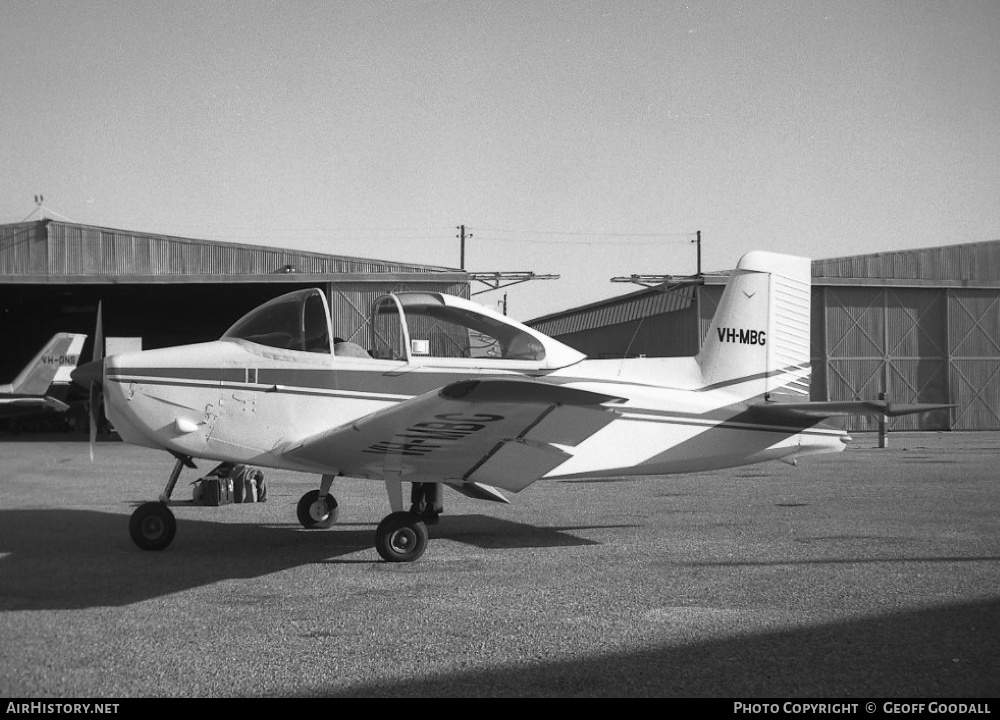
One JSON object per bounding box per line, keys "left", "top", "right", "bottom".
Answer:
{"left": 528, "top": 281, "right": 699, "bottom": 337}
{"left": 813, "top": 238, "right": 1000, "bottom": 287}
{"left": 0, "top": 220, "right": 466, "bottom": 284}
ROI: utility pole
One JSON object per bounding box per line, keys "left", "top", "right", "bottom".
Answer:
{"left": 693, "top": 230, "right": 701, "bottom": 276}
{"left": 611, "top": 229, "right": 703, "bottom": 288}
{"left": 457, "top": 224, "right": 472, "bottom": 270}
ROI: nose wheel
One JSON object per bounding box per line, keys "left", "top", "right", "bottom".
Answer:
{"left": 129, "top": 502, "right": 177, "bottom": 551}
{"left": 129, "top": 455, "right": 189, "bottom": 551}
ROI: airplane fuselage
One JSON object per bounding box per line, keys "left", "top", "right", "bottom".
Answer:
{"left": 103, "top": 338, "right": 847, "bottom": 483}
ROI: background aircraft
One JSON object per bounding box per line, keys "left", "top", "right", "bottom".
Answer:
{"left": 73, "top": 252, "right": 949, "bottom": 562}
{"left": 1, "top": 333, "right": 87, "bottom": 418}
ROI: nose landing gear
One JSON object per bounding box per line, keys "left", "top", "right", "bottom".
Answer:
{"left": 127, "top": 453, "right": 192, "bottom": 551}
{"left": 128, "top": 501, "right": 177, "bottom": 550}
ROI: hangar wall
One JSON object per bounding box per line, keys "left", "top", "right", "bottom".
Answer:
{"left": 0, "top": 220, "right": 469, "bottom": 430}
{"left": 529, "top": 283, "right": 704, "bottom": 359}
{"left": 0, "top": 220, "right": 468, "bottom": 365}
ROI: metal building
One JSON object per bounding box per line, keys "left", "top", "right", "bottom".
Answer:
{"left": 0, "top": 219, "right": 468, "bottom": 409}
{"left": 529, "top": 240, "right": 1000, "bottom": 431}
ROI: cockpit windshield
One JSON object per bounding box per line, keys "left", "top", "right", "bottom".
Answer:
{"left": 222, "top": 289, "right": 332, "bottom": 354}
{"left": 222, "top": 288, "right": 584, "bottom": 369}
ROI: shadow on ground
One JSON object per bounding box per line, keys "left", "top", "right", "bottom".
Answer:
{"left": 322, "top": 597, "right": 1000, "bottom": 697}
{"left": 0, "top": 508, "right": 617, "bottom": 609}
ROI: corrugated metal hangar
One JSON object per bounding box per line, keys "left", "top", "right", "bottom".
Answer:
{"left": 0, "top": 219, "right": 469, "bottom": 430}
{"left": 528, "top": 240, "right": 1000, "bottom": 431}
{"left": 5, "top": 220, "right": 1000, "bottom": 433}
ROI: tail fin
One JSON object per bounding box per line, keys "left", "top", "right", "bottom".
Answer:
{"left": 1, "top": 333, "right": 87, "bottom": 395}
{"left": 696, "top": 251, "right": 811, "bottom": 399}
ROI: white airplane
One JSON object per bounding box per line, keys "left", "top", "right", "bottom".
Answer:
{"left": 72, "top": 251, "right": 949, "bottom": 561}
{"left": 1, "top": 333, "right": 87, "bottom": 417}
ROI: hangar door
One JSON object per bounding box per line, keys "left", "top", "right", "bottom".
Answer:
{"left": 948, "top": 289, "right": 1000, "bottom": 430}
{"left": 817, "top": 287, "right": 951, "bottom": 431}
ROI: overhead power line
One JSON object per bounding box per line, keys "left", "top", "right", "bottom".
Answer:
{"left": 476, "top": 227, "right": 696, "bottom": 238}
{"left": 470, "top": 227, "right": 696, "bottom": 247}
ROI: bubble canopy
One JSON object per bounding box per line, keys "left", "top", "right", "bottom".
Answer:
{"left": 223, "top": 288, "right": 585, "bottom": 369}
{"left": 223, "top": 288, "right": 333, "bottom": 354}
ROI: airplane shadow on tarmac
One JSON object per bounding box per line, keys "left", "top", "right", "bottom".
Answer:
{"left": 2, "top": 508, "right": 998, "bottom": 696}
{"left": 322, "top": 596, "right": 1000, "bottom": 697}
{"left": 0, "top": 507, "right": 623, "bottom": 610}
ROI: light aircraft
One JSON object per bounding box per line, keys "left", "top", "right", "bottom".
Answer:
{"left": 72, "top": 251, "right": 949, "bottom": 562}
{"left": 1, "top": 333, "right": 87, "bottom": 418}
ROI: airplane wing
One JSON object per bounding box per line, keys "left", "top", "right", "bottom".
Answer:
{"left": 284, "top": 378, "right": 624, "bottom": 493}
{"left": 751, "top": 399, "right": 955, "bottom": 420}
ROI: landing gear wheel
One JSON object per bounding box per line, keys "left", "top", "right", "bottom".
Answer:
{"left": 129, "top": 502, "right": 177, "bottom": 551}
{"left": 375, "top": 511, "right": 429, "bottom": 563}
{"left": 297, "top": 489, "right": 339, "bottom": 529}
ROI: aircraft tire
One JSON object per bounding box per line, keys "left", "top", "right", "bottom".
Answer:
{"left": 296, "top": 490, "right": 339, "bottom": 529}
{"left": 375, "top": 512, "right": 428, "bottom": 563}
{"left": 129, "top": 502, "right": 177, "bottom": 551}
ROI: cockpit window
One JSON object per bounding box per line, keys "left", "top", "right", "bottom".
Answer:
{"left": 223, "top": 289, "right": 332, "bottom": 353}
{"left": 370, "top": 293, "right": 545, "bottom": 362}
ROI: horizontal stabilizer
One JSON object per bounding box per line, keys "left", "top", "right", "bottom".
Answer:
{"left": 0, "top": 395, "right": 70, "bottom": 411}
{"left": 44, "top": 396, "right": 71, "bottom": 412}
{"left": 752, "top": 399, "right": 956, "bottom": 420}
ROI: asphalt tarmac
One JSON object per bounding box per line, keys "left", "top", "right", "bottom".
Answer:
{"left": 0, "top": 432, "right": 998, "bottom": 698}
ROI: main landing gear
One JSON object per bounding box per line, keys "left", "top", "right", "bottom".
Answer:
{"left": 373, "top": 511, "right": 429, "bottom": 563}
{"left": 295, "top": 473, "right": 429, "bottom": 563}
{"left": 127, "top": 458, "right": 432, "bottom": 562}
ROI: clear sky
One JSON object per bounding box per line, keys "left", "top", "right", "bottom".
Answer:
{"left": 3, "top": 1, "right": 999, "bottom": 320}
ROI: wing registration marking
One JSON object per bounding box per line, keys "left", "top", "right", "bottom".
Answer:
{"left": 362, "top": 413, "right": 504, "bottom": 457}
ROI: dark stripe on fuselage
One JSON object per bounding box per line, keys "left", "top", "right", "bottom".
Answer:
{"left": 695, "top": 362, "right": 810, "bottom": 392}
{"left": 108, "top": 360, "right": 811, "bottom": 396}
{"left": 106, "top": 366, "right": 469, "bottom": 400}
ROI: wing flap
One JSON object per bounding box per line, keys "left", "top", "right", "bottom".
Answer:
{"left": 284, "top": 378, "right": 621, "bottom": 492}
{"left": 444, "top": 481, "right": 511, "bottom": 504}
{"left": 465, "top": 438, "right": 572, "bottom": 492}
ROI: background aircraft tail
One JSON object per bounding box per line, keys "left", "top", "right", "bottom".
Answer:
{"left": 0, "top": 333, "right": 87, "bottom": 396}
{"left": 696, "top": 251, "right": 811, "bottom": 399}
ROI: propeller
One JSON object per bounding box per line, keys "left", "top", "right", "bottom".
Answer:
{"left": 71, "top": 301, "right": 104, "bottom": 461}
